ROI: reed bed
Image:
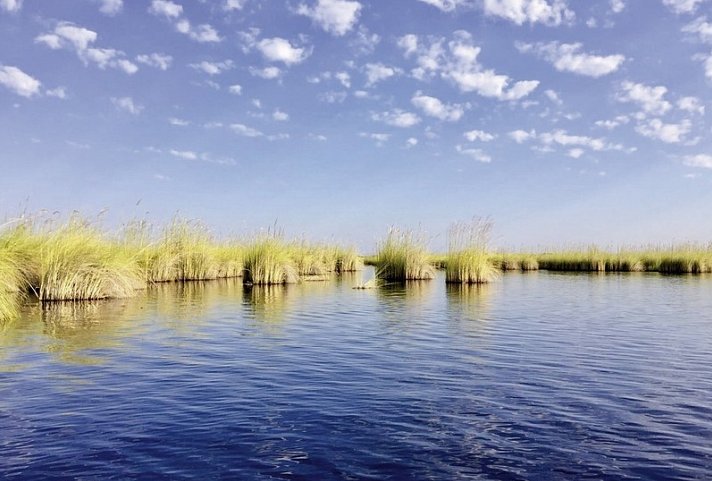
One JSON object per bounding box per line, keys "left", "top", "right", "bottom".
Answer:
{"left": 335, "top": 247, "right": 364, "bottom": 273}
{"left": 534, "top": 245, "right": 712, "bottom": 273}
{"left": 375, "top": 228, "right": 435, "bottom": 281}
{"left": 445, "top": 219, "right": 499, "bottom": 284}
{"left": 243, "top": 236, "right": 299, "bottom": 285}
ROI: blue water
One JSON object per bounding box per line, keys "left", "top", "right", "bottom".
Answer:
{"left": 2, "top": 270, "right": 712, "bottom": 480}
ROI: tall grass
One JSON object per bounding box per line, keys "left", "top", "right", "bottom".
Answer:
{"left": 335, "top": 247, "right": 363, "bottom": 272}
{"left": 31, "top": 218, "right": 142, "bottom": 301}
{"left": 375, "top": 228, "right": 435, "bottom": 281}
{"left": 243, "top": 235, "right": 299, "bottom": 285}
{"left": 0, "top": 222, "right": 32, "bottom": 321}
{"left": 534, "top": 244, "right": 712, "bottom": 273}
{"left": 445, "top": 219, "right": 499, "bottom": 284}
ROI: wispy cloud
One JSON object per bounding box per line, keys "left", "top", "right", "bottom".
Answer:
{"left": 149, "top": 0, "right": 221, "bottom": 43}
{"left": 111, "top": 96, "right": 143, "bottom": 114}
{"left": 517, "top": 41, "right": 625, "bottom": 77}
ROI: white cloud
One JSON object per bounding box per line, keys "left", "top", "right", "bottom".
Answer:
{"left": 169, "top": 117, "right": 189, "bottom": 126}
{"left": 411, "top": 92, "right": 465, "bottom": 121}
{"left": 149, "top": 0, "right": 182, "bottom": 18}
{"left": 350, "top": 26, "right": 380, "bottom": 55}
{"left": 595, "top": 115, "right": 630, "bottom": 129}
{"left": 406, "top": 137, "right": 418, "bottom": 147}
{"left": 136, "top": 53, "right": 172, "bottom": 70}
{"left": 149, "top": 1, "right": 221, "bottom": 43}
{"left": 662, "top": 0, "right": 709, "bottom": 14}
{"left": 170, "top": 149, "right": 235, "bottom": 165}
{"left": 610, "top": 0, "right": 625, "bottom": 13}
{"left": 116, "top": 59, "right": 138, "bottom": 74}
{"left": 0, "top": 65, "right": 41, "bottom": 97}
{"left": 568, "top": 148, "right": 584, "bottom": 158}
{"left": 617, "top": 81, "right": 672, "bottom": 115}
{"left": 170, "top": 149, "right": 197, "bottom": 160}
{"left": 35, "top": 22, "right": 139, "bottom": 74}
{"left": 509, "top": 129, "right": 535, "bottom": 143}
{"left": 111, "top": 96, "right": 143, "bottom": 114}
{"left": 677, "top": 96, "right": 705, "bottom": 114}
{"left": 364, "top": 63, "right": 401, "bottom": 86}
{"left": 45, "top": 86, "right": 67, "bottom": 99}
{"left": 319, "top": 91, "right": 348, "bottom": 103}
{"left": 456, "top": 145, "right": 492, "bottom": 162}
{"left": 544, "top": 89, "right": 563, "bottom": 105}
{"left": 257, "top": 38, "right": 310, "bottom": 65}
{"left": 224, "top": 0, "right": 247, "bottom": 10}
{"left": 230, "top": 123, "right": 264, "bottom": 137}
{"left": 372, "top": 109, "right": 421, "bottom": 128}
{"left": 190, "top": 60, "right": 234, "bottom": 75}
{"left": 416, "top": 0, "right": 471, "bottom": 11}
{"left": 400, "top": 31, "right": 539, "bottom": 101}
{"left": 0, "top": 0, "right": 22, "bottom": 12}
{"left": 635, "top": 118, "right": 692, "bottom": 143}
{"left": 683, "top": 154, "right": 712, "bottom": 168}
{"left": 296, "top": 0, "right": 362, "bottom": 36}
{"left": 98, "top": 0, "right": 122, "bottom": 15}
{"left": 464, "top": 129, "right": 495, "bottom": 141}
{"left": 249, "top": 66, "right": 282, "bottom": 79}
{"left": 482, "top": 0, "right": 575, "bottom": 26}
{"left": 517, "top": 42, "right": 625, "bottom": 77}
{"left": 335, "top": 72, "right": 351, "bottom": 88}
{"left": 359, "top": 132, "right": 391, "bottom": 144}
{"left": 538, "top": 129, "right": 620, "bottom": 151}
{"left": 273, "top": 109, "right": 289, "bottom": 121}
{"left": 682, "top": 16, "right": 712, "bottom": 43}
{"left": 228, "top": 84, "right": 242, "bottom": 95}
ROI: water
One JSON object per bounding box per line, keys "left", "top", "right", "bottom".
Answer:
{"left": 2, "top": 270, "right": 712, "bottom": 480}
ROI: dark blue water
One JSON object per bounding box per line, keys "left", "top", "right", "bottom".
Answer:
{"left": 2, "top": 270, "right": 712, "bottom": 480}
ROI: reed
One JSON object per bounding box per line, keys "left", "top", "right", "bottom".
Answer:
{"left": 375, "top": 228, "right": 435, "bottom": 281}
{"left": 335, "top": 247, "right": 364, "bottom": 272}
{"left": 31, "top": 218, "right": 142, "bottom": 301}
{"left": 0, "top": 223, "right": 32, "bottom": 321}
{"left": 445, "top": 219, "right": 499, "bottom": 284}
{"left": 290, "top": 241, "right": 330, "bottom": 276}
{"left": 243, "top": 235, "right": 299, "bottom": 285}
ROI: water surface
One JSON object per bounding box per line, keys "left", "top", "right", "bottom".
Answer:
{"left": 2, "top": 270, "right": 712, "bottom": 480}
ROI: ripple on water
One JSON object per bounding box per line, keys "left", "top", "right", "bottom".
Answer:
{"left": 1, "top": 273, "right": 712, "bottom": 480}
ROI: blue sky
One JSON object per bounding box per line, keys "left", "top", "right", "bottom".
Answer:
{"left": 1, "top": 0, "right": 712, "bottom": 250}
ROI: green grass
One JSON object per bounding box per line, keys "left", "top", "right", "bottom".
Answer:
{"left": 533, "top": 245, "right": 712, "bottom": 273}
{"left": 445, "top": 220, "right": 499, "bottom": 284}
{"left": 375, "top": 228, "right": 435, "bottom": 281}
{"left": 0, "top": 223, "right": 31, "bottom": 322}
{"left": 335, "top": 247, "right": 363, "bottom": 272}
{"left": 31, "top": 218, "right": 143, "bottom": 301}
{"left": 243, "top": 235, "right": 299, "bottom": 285}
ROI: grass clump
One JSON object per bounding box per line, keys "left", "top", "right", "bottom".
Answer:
{"left": 446, "top": 219, "right": 499, "bottom": 284}
{"left": 0, "top": 222, "right": 33, "bottom": 321}
{"left": 31, "top": 217, "right": 142, "bottom": 302}
{"left": 375, "top": 228, "right": 435, "bottom": 281}
{"left": 243, "top": 235, "right": 299, "bottom": 285}
{"left": 335, "top": 247, "right": 363, "bottom": 273}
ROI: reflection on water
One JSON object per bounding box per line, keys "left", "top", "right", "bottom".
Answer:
{"left": 445, "top": 283, "right": 493, "bottom": 321}
{"left": 3, "top": 272, "right": 712, "bottom": 480}
{"left": 243, "top": 284, "right": 292, "bottom": 325}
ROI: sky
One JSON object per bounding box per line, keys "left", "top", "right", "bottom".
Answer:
{"left": 1, "top": 0, "right": 712, "bottom": 251}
